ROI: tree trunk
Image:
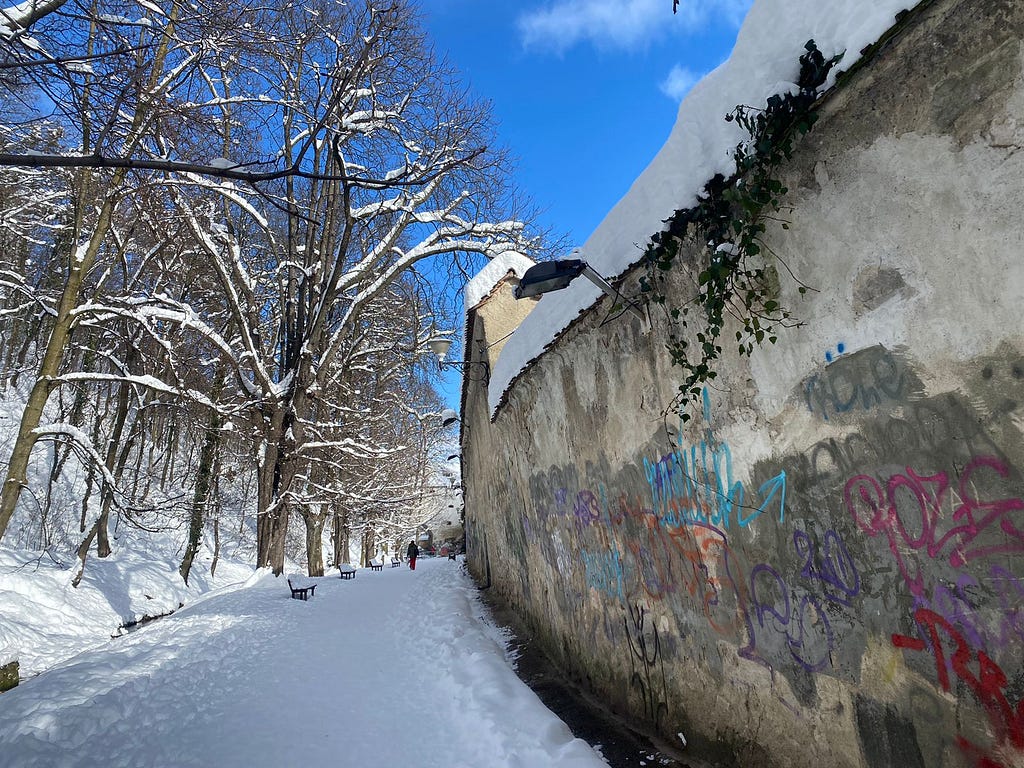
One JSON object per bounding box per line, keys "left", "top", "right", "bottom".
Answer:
{"left": 95, "top": 375, "right": 133, "bottom": 559}
{"left": 71, "top": 516, "right": 100, "bottom": 588}
{"left": 256, "top": 408, "right": 290, "bottom": 574}
{"left": 95, "top": 501, "right": 112, "bottom": 558}
{"left": 79, "top": 465, "right": 95, "bottom": 533}
{"left": 331, "top": 511, "right": 350, "bottom": 567}
{"left": 179, "top": 423, "right": 219, "bottom": 583}
{"left": 361, "top": 527, "right": 375, "bottom": 567}
{"left": 180, "top": 370, "right": 224, "bottom": 584}
{"left": 210, "top": 516, "right": 220, "bottom": 578}
{"left": 303, "top": 512, "right": 326, "bottom": 577}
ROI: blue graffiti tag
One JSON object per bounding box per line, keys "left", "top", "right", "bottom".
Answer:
{"left": 643, "top": 389, "right": 786, "bottom": 529}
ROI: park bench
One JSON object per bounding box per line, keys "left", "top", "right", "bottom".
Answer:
{"left": 390, "top": 557, "right": 400, "bottom": 567}
{"left": 339, "top": 564, "right": 356, "bottom": 580}
{"left": 368, "top": 558, "right": 383, "bottom": 571}
{"left": 287, "top": 576, "right": 317, "bottom": 600}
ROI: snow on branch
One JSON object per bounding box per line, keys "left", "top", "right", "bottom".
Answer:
{"left": 54, "top": 372, "right": 217, "bottom": 410}
{"left": 0, "top": 0, "right": 69, "bottom": 38}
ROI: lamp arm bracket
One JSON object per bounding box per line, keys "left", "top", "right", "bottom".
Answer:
{"left": 581, "top": 265, "right": 645, "bottom": 320}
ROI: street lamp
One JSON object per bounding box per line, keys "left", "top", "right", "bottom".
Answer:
{"left": 513, "top": 258, "right": 643, "bottom": 319}
{"left": 427, "top": 338, "right": 490, "bottom": 385}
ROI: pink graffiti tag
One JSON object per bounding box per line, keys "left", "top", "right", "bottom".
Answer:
{"left": 844, "top": 456, "right": 1024, "bottom": 596}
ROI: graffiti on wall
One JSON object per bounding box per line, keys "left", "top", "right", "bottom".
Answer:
{"left": 845, "top": 456, "right": 1024, "bottom": 597}
{"left": 506, "top": 345, "right": 1024, "bottom": 766}
{"left": 624, "top": 603, "right": 669, "bottom": 729}
{"left": 843, "top": 444, "right": 1024, "bottom": 765}
{"left": 802, "top": 345, "right": 923, "bottom": 421}
{"left": 526, "top": 434, "right": 864, "bottom": 705}
{"left": 748, "top": 526, "right": 861, "bottom": 672}
{"left": 643, "top": 389, "right": 788, "bottom": 530}
{"left": 893, "top": 608, "right": 1024, "bottom": 767}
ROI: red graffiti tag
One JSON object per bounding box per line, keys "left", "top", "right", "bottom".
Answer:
{"left": 893, "top": 608, "right": 1024, "bottom": 767}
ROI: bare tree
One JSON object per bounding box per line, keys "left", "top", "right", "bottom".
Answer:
{"left": 0, "top": 0, "right": 281, "bottom": 541}
{"left": 0, "top": 0, "right": 539, "bottom": 580}
{"left": 164, "top": 0, "right": 533, "bottom": 573}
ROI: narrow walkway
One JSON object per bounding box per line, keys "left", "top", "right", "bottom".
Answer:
{"left": 0, "top": 559, "right": 606, "bottom": 768}
{"left": 485, "top": 599, "right": 699, "bottom": 768}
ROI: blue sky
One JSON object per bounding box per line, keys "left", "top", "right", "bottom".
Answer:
{"left": 420, "top": 0, "right": 753, "bottom": 248}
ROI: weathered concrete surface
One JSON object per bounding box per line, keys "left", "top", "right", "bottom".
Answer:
{"left": 483, "top": 594, "right": 700, "bottom": 768}
{"left": 462, "top": 1, "right": 1024, "bottom": 767}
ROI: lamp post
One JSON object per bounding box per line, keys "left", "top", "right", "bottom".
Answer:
{"left": 427, "top": 338, "right": 490, "bottom": 384}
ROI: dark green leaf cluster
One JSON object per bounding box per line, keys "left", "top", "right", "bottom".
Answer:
{"left": 640, "top": 40, "right": 842, "bottom": 421}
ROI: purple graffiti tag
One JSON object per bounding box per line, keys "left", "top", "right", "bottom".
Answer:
{"left": 992, "top": 565, "right": 1024, "bottom": 647}
{"left": 789, "top": 595, "right": 834, "bottom": 672}
{"left": 923, "top": 576, "right": 988, "bottom": 653}
{"left": 749, "top": 562, "right": 835, "bottom": 672}
{"left": 751, "top": 563, "right": 790, "bottom": 630}
{"left": 793, "top": 528, "right": 861, "bottom": 606}
{"left": 922, "top": 566, "right": 1024, "bottom": 655}
{"left": 573, "top": 490, "right": 601, "bottom": 529}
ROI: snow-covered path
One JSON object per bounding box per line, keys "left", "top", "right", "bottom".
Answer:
{"left": 0, "top": 558, "right": 607, "bottom": 768}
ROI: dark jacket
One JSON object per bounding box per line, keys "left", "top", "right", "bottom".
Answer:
{"left": 407, "top": 542, "right": 419, "bottom": 559}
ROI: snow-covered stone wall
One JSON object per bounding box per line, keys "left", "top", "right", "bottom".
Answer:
{"left": 462, "top": 1, "right": 1024, "bottom": 766}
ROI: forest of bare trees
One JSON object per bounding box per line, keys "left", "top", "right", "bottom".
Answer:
{"left": 0, "top": 0, "right": 539, "bottom": 580}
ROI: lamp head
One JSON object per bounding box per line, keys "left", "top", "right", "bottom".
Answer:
{"left": 513, "top": 258, "right": 587, "bottom": 299}
{"left": 440, "top": 408, "right": 459, "bottom": 428}
{"left": 427, "top": 337, "right": 452, "bottom": 363}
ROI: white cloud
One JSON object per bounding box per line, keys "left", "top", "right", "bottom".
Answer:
{"left": 659, "top": 64, "right": 702, "bottom": 101}
{"left": 517, "top": 0, "right": 752, "bottom": 53}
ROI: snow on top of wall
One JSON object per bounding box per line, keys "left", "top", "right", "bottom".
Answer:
{"left": 464, "top": 251, "right": 536, "bottom": 312}
{"left": 488, "top": 0, "right": 916, "bottom": 415}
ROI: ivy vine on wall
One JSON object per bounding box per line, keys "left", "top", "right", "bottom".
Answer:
{"left": 640, "top": 40, "right": 843, "bottom": 421}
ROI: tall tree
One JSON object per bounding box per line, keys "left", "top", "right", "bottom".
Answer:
{"left": 0, "top": 1, "right": 260, "bottom": 540}
{"left": 167, "top": 0, "right": 532, "bottom": 573}
{"left": 0, "top": 0, "right": 538, "bottom": 578}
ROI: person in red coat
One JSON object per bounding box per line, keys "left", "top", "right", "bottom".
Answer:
{"left": 406, "top": 540, "right": 419, "bottom": 570}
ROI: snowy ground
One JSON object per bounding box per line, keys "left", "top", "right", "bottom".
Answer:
{"left": 0, "top": 557, "right": 608, "bottom": 768}
{"left": 0, "top": 540, "right": 256, "bottom": 677}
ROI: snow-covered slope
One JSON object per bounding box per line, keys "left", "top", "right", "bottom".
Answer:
{"left": 0, "top": 540, "right": 255, "bottom": 677}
